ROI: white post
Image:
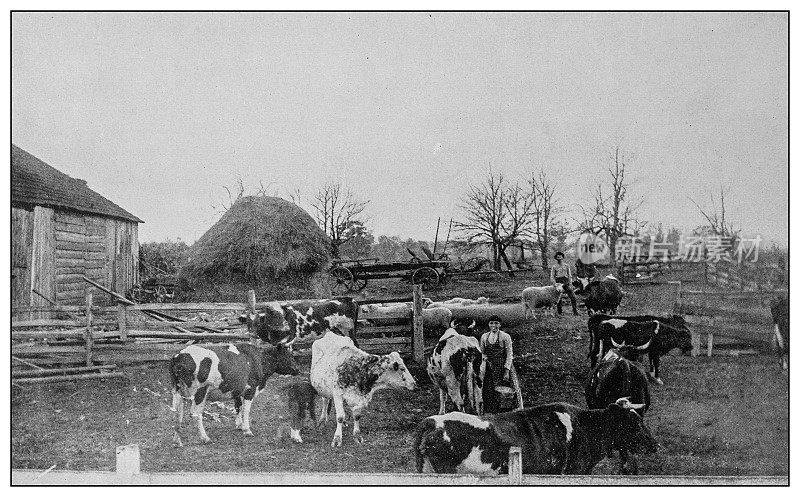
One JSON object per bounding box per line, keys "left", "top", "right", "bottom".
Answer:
{"left": 116, "top": 444, "right": 140, "bottom": 481}
{"left": 508, "top": 446, "right": 523, "bottom": 484}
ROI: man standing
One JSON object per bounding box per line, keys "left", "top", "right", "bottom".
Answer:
{"left": 550, "top": 251, "right": 579, "bottom": 316}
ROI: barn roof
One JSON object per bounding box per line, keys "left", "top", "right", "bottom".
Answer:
{"left": 11, "top": 144, "right": 143, "bottom": 223}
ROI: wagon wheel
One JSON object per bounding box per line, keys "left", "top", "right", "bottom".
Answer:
{"left": 351, "top": 277, "right": 368, "bottom": 292}
{"left": 329, "top": 266, "right": 355, "bottom": 293}
{"left": 127, "top": 287, "right": 145, "bottom": 303}
{"left": 411, "top": 267, "right": 440, "bottom": 291}
{"left": 154, "top": 285, "right": 169, "bottom": 303}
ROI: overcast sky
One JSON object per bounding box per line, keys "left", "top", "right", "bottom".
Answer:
{"left": 11, "top": 12, "right": 788, "bottom": 246}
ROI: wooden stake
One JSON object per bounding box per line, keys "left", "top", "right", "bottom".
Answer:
{"left": 412, "top": 285, "right": 424, "bottom": 365}
{"left": 247, "top": 289, "right": 257, "bottom": 343}
{"left": 85, "top": 291, "right": 94, "bottom": 366}
{"left": 707, "top": 332, "right": 714, "bottom": 357}
{"left": 508, "top": 446, "right": 523, "bottom": 484}
{"left": 82, "top": 276, "right": 135, "bottom": 305}
{"left": 13, "top": 364, "right": 118, "bottom": 378}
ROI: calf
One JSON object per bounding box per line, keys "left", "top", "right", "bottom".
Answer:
{"left": 427, "top": 326, "right": 484, "bottom": 415}
{"left": 311, "top": 332, "right": 417, "bottom": 446}
{"left": 414, "top": 398, "right": 656, "bottom": 475}
{"left": 585, "top": 349, "right": 651, "bottom": 473}
{"left": 170, "top": 342, "right": 299, "bottom": 446}
{"left": 588, "top": 314, "right": 693, "bottom": 384}
{"left": 277, "top": 380, "right": 318, "bottom": 444}
{"left": 241, "top": 297, "right": 358, "bottom": 347}
{"left": 771, "top": 296, "right": 789, "bottom": 370}
{"left": 521, "top": 284, "right": 564, "bottom": 319}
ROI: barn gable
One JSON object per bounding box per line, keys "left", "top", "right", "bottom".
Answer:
{"left": 11, "top": 145, "right": 143, "bottom": 308}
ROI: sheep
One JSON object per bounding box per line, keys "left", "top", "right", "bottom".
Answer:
{"left": 521, "top": 283, "right": 564, "bottom": 319}
{"left": 428, "top": 297, "right": 490, "bottom": 308}
{"left": 422, "top": 307, "right": 453, "bottom": 331}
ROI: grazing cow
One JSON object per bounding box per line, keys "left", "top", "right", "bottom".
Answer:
{"left": 585, "top": 349, "right": 651, "bottom": 473}
{"left": 277, "top": 380, "right": 319, "bottom": 444}
{"left": 311, "top": 332, "right": 417, "bottom": 446}
{"left": 521, "top": 284, "right": 564, "bottom": 319}
{"left": 427, "top": 324, "right": 484, "bottom": 415}
{"left": 576, "top": 275, "right": 623, "bottom": 315}
{"left": 588, "top": 314, "right": 693, "bottom": 384}
{"left": 170, "top": 342, "right": 299, "bottom": 446}
{"left": 241, "top": 297, "right": 358, "bottom": 347}
{"left": 414, "top": 398, "right": 656, "bottom": 475}
{"left": 771, "top": 296, "right": 789, "bottom": 370}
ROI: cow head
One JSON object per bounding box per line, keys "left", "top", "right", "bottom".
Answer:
{"left": 573, "top": 277, "right": 590, "bottom": 295}
{"left": 379, "top": 352, "right": 417, "bottom": 391}
{"left": 265, "top": 342, "right": 300, "bottom": 376}
{"left": 607, "top": 398, "right": 657, "bottom": 455}
{"left": 450, "top": 319, "right": 477, "bottom": 336}
{"left": 553, "top": 282, "right": 565, "bottom": 293}
{"left": 242, "top": 304, "right": 290, "bottom": 344}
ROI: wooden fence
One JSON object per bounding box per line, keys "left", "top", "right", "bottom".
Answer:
{"left": 11, "top": 279, "right": 430, "bottom": 378}
{"left": 11, "top": 443, "right": 786, "bottom": 486}
{"left": 673, "top": 282, "right": 786, "bottom": 357}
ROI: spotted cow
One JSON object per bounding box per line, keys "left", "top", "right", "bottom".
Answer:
{"left": 169, "top": 342, "right": 299, "bottom": 446}
{"left": 311, "top": 332, "right": 417, "bottom": 447}
{"left": 414, "top": 398, "right": 656, "bottom": 475}
{"left": 241, "top": 297, "right": 358, "bottom": 347}
{"left": 427, "top": 321, "right": 484, "bottom": 415}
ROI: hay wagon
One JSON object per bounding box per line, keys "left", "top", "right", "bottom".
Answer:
{"left": 329, "top": 249, "right": 451, "bottom": 293}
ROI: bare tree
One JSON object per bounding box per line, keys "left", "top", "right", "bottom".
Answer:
{"left": 455, "top": 171, "right": 535, "bottom": 270}
{"left": 311, "top": 181, "right": 370, "bottom": 258}
{"left": 211, "top": 178, "right": 275, "bottom": 215}
{"left": 578, "top": 147, "right": 645, "bottom": 263}
{"left": 690, "top": 185, "right": 738, "bottom": 237}
{"left": 528, "top": 169, "right": 563, "bottom": 270}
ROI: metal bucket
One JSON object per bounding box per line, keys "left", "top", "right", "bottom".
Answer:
{"left": 495, "top": 386, "right": 516, "bottom": 410}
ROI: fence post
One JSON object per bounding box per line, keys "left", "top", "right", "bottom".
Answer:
{"left": 85, "top": 290, "right": 93, "bottom": 366}
{"left": 707, "top": 332, "right": 714, "bottom": 357}
{"left": 704, "top": 260, "right": 709, "bottom": 285}
{"left": 117, "top": 303, "right": 128, "bottom": 341}
{"left": 247, "top": 290, "right": 257, "bottom": 343}
{"left": 116, "top": 444, "right": 140, "bottom": 482}
{"left": 669, "top": 281, "right": 682, "bottom": 314}
{"left": 412, "top": 285, "right": 425, "bottom": 365}
{"left": 508, "top": 446, "right": 523, "bottom": 484}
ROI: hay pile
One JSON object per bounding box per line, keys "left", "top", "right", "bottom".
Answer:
{"left": 180, "top": 196, "right": 331, "bottom": 286}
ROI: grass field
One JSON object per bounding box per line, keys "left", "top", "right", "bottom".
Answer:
{"left": 11, "top": 276, "right": 789, "bottom": 476}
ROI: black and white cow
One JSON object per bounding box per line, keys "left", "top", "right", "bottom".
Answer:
{"left": 771, "top": 296, "right": 789, "bottom": 370}
{"left": 414, "top": 398, "right": 656, "bottom": 475}
{"left": 590, "top": 318, "right": 660, "bottom": 367}
{"left": 585, "top": 349, "right": 651, "bottom": 473}
{"left": 588, "top": 314, "right": 693, "bottom": 384}
{"left": 311, "top": 332, "right": 417, "bottom": 447}
{"left": 241, "top": 297, "right": 359, "bottom": 347}
{"left": 427, "top": 321, "right": 484, "bottom": 415}
{"left": 169, "top": 342, "right": 299, "bottom": 446}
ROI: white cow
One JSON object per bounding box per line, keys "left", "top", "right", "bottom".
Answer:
{"left": 311, "top": 332, "right": 417, "bottom": 447}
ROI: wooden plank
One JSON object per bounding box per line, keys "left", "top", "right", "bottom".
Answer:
{"left": 12, "top": 329, "right": 119, "bottom": 339}
{"left": 359, "top": 337, "right": 412, "bottom": 346}
{"left": 12, "top": 365, "right": 118, "bottom": 378}
{"left": 56, "top": 231, "right": 104, "bottom": 243}
{"left": 12, "top": 304, "right": 89, "bottom": 313}
{"left": 30, "top": 206, "right": 56, "bottom": 311}
{"left": 133, "top": 303, "right": 247, "bottom": 311}
{"left": 57, "top": 282, "right": 88, "bottom": 293}
{"left": 413, "top": 285, "right": 424, "bottom": 365}
{"left": 54, "top": 211, "right": 86, "bottom": 225}
{"left": 54, "top": 221, "right": 86, "bottom": 234}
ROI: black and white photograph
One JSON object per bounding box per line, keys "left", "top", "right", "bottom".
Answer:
{"left": 9, "top": 10, "right": 789, "bottom": 485}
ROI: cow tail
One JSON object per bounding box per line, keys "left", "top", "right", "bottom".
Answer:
{"left": 466, "top": 358, "right": 476, "bottom": 414}
{"left": 169, "top": 357, "right": 193, "bottom": 398}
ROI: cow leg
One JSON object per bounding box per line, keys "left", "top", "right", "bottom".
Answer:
{"left": 618, "top": 449, "right": 638, "bottom": 474}
{"left": 648, "top": 356, "right": 664, "bottom": 385}
{"left": 240, "top": 387, "right": 258, "bottom": 437}
{"left": 172, "top": 389, "right": 185, "bottom": 447}
{"left": 444, "top": 376, "right": 465, "bottom": 412}
{"left": 438, "top": 387, "right": 449, "bottom": 415}
{"left": 331, "top": 395, "right": 346, "bottom": 447}
{"left": 352, "top": 403, "right": 366, "bottom": 443}
{"left": 191, "top": 386, "right": 211, "bottom": 444}
{"left": 233, "top": 395, "right": 243, "bottom": 430}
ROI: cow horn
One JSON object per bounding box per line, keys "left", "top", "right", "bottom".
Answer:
{"left": 469, "top": 320, "right": 476, "bottom": 329}
{"left": 280, "top": 335, "right": 297, "bottom": 347}
{"left": 635, "top": 339, "right": 652, "bottom": 351}
{"left": 449, "top": 319, "right": 457, "bottom": 329}
{"left": 610, "top": 337, "right": 625, "bottom": 348}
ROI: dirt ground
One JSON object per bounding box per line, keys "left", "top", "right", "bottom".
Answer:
{"left": 11, "top": 275, "right": 789, "bottom": 476}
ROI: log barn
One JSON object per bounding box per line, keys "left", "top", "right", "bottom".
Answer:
{"left": 11, "top": 145, "right": 143, "bottom": 308}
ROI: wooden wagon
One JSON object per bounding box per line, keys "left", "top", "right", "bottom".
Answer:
{"left": 328, "top": 249, "right": 451, "bottom": 293}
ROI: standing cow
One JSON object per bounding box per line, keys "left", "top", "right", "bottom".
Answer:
{"left": 241, "top": 297, "right": 359, "bottom": 347}
{"left": 427, "top": 322, "right": 484, "bottom": 415}
{"left": 414, "top": 398, "right": 656, "bottom": 475}
{"left": 585, "top": 348, "right": 651, "bottom": 473}
{"left": 575, "top": 275, "right": 623, "bottom": 315}
{"left": 771, "top": 296, "right": 789, "bottom": 370}
{"left": 170, "top": 342, "right": 299, "bottom": 446}
{"left": 311, "top": 332, "right": 417, "bottom": 447}
{"left": 588, "top": 314, "right": 693, "bottom": 384}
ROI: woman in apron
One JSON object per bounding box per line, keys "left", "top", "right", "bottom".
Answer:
{"left": 480, "top": 315, "right": 514, "bottom": 413}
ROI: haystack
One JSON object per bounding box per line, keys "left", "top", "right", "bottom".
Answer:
{"left": 180, "top": 196, "right": 331, "bottom": 285}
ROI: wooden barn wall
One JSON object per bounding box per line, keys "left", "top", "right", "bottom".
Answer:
{"left": 29, "top": 206, "right": 56, "bottom": 307}
{"left": 11, "top": 207, "right": 35, "bottom": 309}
